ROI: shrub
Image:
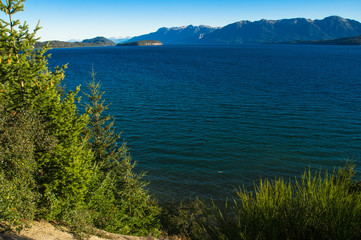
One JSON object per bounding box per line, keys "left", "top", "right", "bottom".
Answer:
{"left": 207, "top": 164, "right": 361, "bottom": 240}
{"left": 0, "top": 107, "right": 54, "bottom": 231}
{"left": 160, "top": 199, "right": 210, "bottom": 240}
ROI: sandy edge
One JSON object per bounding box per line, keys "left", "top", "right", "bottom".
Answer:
{"left": 0, "top": 221, "right": 160, "bottom": 240}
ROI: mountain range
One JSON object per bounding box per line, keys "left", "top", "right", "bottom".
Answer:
{"left": 128, "top": 25, "right": 219, "bottom": 44}
{"left": 127, "top": 16, "right": 361, "bottom": 44}
{"left": 36, "top": 16, "right": 361, "bottom": 48}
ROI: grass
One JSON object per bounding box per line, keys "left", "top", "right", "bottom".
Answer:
{"left": 206, "top": 163, "right": 361, "bottom": 240}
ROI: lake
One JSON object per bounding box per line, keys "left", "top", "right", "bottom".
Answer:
{"left": 48, "top": 44, "right": 361, "bottom": 202}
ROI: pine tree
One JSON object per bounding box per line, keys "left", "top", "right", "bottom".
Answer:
{"left": 0, "top": 0, "right": 93, "bottom": 220}
{"left": 0, "top": 1, "right": 161, "bottom": 235}
{"left": 84, "top": 69, "right": 122, "bottom": 171}
{"left": 84, "top": 70, "right": 161, "bottom": 236}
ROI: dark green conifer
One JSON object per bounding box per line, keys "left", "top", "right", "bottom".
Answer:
{"left": 0, "top": 0, "right": 93, "bottom": 220}
{"left": 84, "top": 70, "right": 161, "bottom": 236}
{"left": 84, "top": 69, "right": 121, "bottom": 171}
{"left": 0, "top": 1, "right": 161, "bottom": 235}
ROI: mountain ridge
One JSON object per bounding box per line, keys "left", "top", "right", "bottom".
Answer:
{"left": 35, "top": 16, "right": 361, "bottom": 48}
{"left": 128, "top": 16, "right": 361, "bottom": 44}
{"left": 128, "top": 25, "right": 220, "bottom": 44}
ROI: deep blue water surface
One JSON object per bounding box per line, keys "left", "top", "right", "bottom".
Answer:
{"left": 48, "top": 44, "right": 361, "bottom": 201}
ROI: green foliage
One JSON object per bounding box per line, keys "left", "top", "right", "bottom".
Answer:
{"left": 0, "top": 106, "right": 53, "bottom": 231}
{"left": 0, "top": 0, "right": 51, "bottom": 111}
{"left": 84, "top": 71, "right": 161, "bottom": 236}
{"left": 160, "top": 199, "right": 210, "bottom": 240}
{"left": 56, "top": 207, "right": 93, "bottom": 240}
{"left": 84, "top": 70, "right": 121, "bottom": 171}
{"left": 206, "top": 164, "right": 361, "bottom": 240}
{"left": 109, "top": 153, "right": 161, "bottom": 237}
{"left": 0, "top": 0, "right": 94, "bottom": 221}
{"left": 35, "top": 87, "right": 93, "bottom": 219}
{"left": 0, "top": 2, "right": 161, "bottom": 236}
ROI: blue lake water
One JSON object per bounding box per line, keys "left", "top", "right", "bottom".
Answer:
{"left": 48, "top": 44, "right": 361, "bottom": 201}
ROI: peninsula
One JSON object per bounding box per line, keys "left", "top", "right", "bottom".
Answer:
{"left": 117, "top": 40, "right": 163, "bottom": 46}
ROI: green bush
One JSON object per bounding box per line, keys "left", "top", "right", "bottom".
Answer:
{"left": 207, "top": 164, "right": 361, "bottom": 240}
{"left": 0, "top": 107, "right": 53, "bottom": 231}
{"left": 160, "top": 199, "right": 210, "bottom": 240}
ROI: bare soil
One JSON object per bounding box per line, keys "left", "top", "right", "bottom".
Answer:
{"left": 0, "top": 221, "right": 158, "bottom": 240}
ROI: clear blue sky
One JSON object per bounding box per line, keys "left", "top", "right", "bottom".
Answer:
{"left": 4, "top": 0, "right": 361, "bottom": 41}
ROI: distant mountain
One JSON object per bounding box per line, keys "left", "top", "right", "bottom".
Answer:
{"left": 67, "top": 39, "right": 82, "bottom": 42}
{"left": 35, "top": 36, "right": 115, "bottom": 49}
{"left": 313, "top": 16, "right": 361, "bottom": 39}
{"left": 284, "top": 35, "right": 361, "bottom": 45}
{"left": 109, "top": 37, "right": 131, "bottom": 44}
{"left": 36, "top": 16, "right": 361, "bottom": 47}
{"left": 128, "top": 16, "right": 361, "bottom": 45}
{"left": 201, "top": 16, "right": 361, "bottom": 44}
{"left": 127, "top": 25, "right": 219, "bottom": 44}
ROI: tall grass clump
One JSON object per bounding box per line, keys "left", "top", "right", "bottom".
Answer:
{"left": 207, "top": 164, "right": 361, "bottom": 240}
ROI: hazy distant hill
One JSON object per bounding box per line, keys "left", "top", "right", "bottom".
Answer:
{"left": 285, "top": 35, "right": 361, "bottom": 45}
{"left": 35, "top": 36, "right": 115, "bottom": 48}
{"left": 201, "top": 16, "right": 361, "bottom": 44}
{"left": 109, "top": 37, "right": 131, "bottom": 44}
{"left": 127, "top": 25, "right": 219, "bottom": 44}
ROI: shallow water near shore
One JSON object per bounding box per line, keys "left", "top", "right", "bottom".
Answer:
{"left": 48, "top": 44, "right": 361, "bottom": 202}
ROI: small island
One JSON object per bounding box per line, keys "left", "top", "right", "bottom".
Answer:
{"left": 117, "top": 40, "right": 163, "bottom": 46}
